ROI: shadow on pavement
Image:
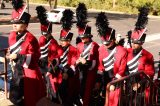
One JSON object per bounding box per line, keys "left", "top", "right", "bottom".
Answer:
{"left": 0, "top": 34, "right": 8, "bottom": 49}
{"left": 0, "top": 13, "right": 10, "bottom": 15}
{"left": 0, "top": 17, "right": 39, "bottom": 25}
{"left": 0, "top": 7, "right": 12, "bottom": 9}
{"left": 87, "top": 12, "right": 137, "bottom": 20}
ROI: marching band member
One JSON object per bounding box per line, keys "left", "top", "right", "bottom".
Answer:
{"left": 36, "top": 6, "right": 63, "bottom": 103}
{"left": 76, "top": 25, "right": 99, "bottom": 106}
{"left": 57, "top": 9, "right": 80, "bottom": 106}
{"left": 95, "top": 12, "right": 127, "bottom": 106}
{"left": 7, "top": 1, "right": 46, "bottom": 106}
{"left": 59, "top": 30, "right": 79, "bottom": 106}
{"left": 126, "top": 7, "right": 155, "bottom": 106}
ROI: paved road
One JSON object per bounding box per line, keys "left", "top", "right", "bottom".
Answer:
{"left": 1, "top": 3, "right": 160, "bottom": 60}
{"left": 0, "top": 2, "right": 160, "bottom": 105}
{"left": 0, "top": 3, "right": 160, "bottom": 61}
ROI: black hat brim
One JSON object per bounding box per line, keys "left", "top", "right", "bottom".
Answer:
{"left": 11, "top": 19, "right": 29, "bottom": 24}
{"left": 102, "top": 41, "right": 111, "bottom": 45}
{"left": 131, "top": 39, "right": 144, "bottom": 44}
{"left": 79, "top": 34, "right": 93, "bottom": 38}
{"left": 59, "top": 38, "right": 71, "bottom": 41}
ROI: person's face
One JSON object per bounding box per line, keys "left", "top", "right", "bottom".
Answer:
{"left": 104, "top": 40, "right": 115, "bottom": 48}
{"left": 131, "top": 43, "right": 142, "bottom": 50}
{"left": 60, "top": 40, "right": 70, "bottom": 47}
{"left": 12, "top": 23, "right": 27, "bottom": 33}
{"left": 81, "top": 37, "right": 90, "bottom": 43}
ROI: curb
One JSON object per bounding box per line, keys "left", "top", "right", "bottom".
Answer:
{"left": 0, "top": 16, "right": 38, "bottom": 25}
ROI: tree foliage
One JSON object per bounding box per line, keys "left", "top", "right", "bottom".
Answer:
{"left": 31, "top": 0, "right": 160, "bottom": 15}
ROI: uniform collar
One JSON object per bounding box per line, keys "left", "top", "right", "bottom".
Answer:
{"left": 16, "top": 30, "right": 27, "bottom": 41}
{"left": 133, "top": 47, "right": 142, "bottom": 56}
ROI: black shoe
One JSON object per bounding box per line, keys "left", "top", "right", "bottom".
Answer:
{"left": 74, "top": 96, "right": 83, "bottom": 106}
{"left": 52, "top": 97, "right": 61, "bottom": 104}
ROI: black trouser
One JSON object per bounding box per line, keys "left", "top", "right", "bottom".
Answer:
{"left": 79, "top": 70, "right": 88, "bottom": 98}
{"left": 90, "top": 71, "right": 112, "bottom": 106}
{"left": 9, "top": 77, "right": 24, "bottom": 106}
{"left": 58, "top": 79, "right": 75, "bottom": 106}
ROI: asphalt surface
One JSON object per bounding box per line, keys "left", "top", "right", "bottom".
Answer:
{"left": 0, "top": 2, "right": 160, "bottom": 105}
{"left": 1, "top": 3, "right": 160, "bottom": 60}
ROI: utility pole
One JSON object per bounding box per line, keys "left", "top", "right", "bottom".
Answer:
{"left": 53, "top": 0, "right": 57, "bottom": 9}
{"left": 113, "top": 0, "right": 116, "bottom": 8}
{"left": 26, "top": 0, "right": 29, "bottom": 13}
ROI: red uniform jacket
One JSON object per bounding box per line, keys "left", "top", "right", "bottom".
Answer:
{"left": 127, "top": 48, "right": 155, "bottom": 106}
{"left": 38, "top": 35, "right": 63, "bottom": 93}
{"left": 60, "top": 45, "right": 77, "bottom": 69}
{"left": 98, "top": 45, "right": 127, "bottom": 106}
{"left": 59, "top": 45, "right": 79, "bottom": 102}
{"left": 98, "top": 45, "right": 127, "bottom": 78}
{"left": 8, "top": 31, "right": 46, "bottom": 106}
{"left": 77, "top": 41, "right": 99, "bottom": 106}
{"left": 38, "top": 35, "right": 63, "bottom": 63}
{"left": 127, "top": 48, "right": 155, "bottom": 77}
{"left": 77, "top": 41, "right": 99, "bottom": 71}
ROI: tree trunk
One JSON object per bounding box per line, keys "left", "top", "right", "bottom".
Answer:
{"left": 113, "top": 0, "right": 116, "bottom": 8}
{"left": 53, "top": 0, "right": 57, "bottom": 9}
